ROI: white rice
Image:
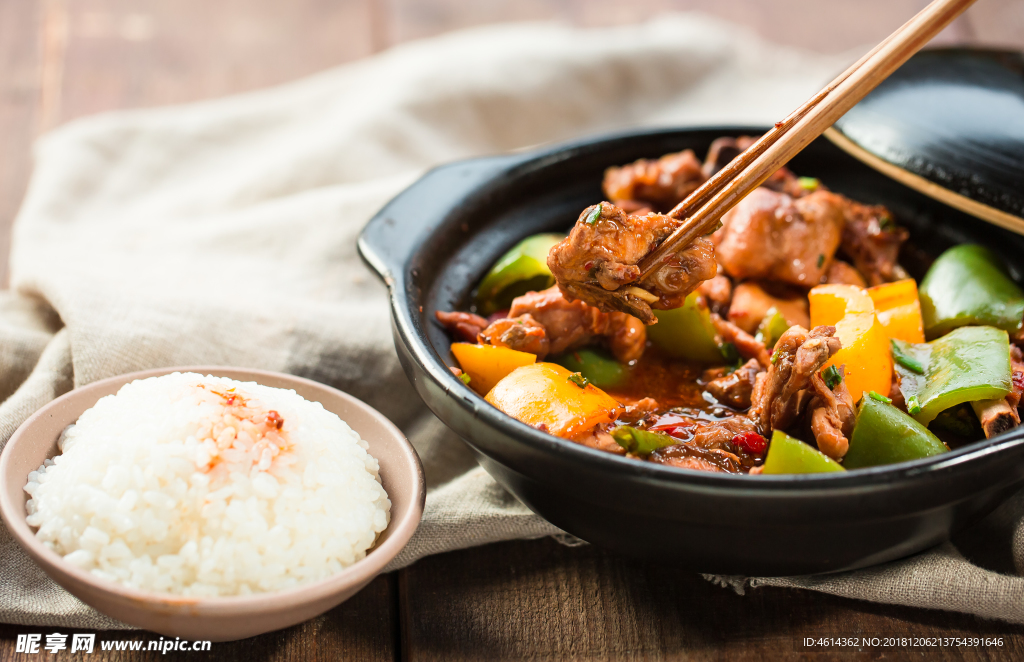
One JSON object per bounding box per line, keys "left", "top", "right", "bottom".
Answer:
{"left": 24, "top": 372, "right": 391, "bottom": 597}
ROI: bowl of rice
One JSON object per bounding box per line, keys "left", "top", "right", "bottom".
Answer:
{"left": 0, "top": 367, "right": 424, "bottom": 641}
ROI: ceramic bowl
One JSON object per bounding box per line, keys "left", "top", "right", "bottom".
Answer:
{"left": 359, "top": 126, "right": 1024, "bottom": 576}
{"left": 0, "top": 366, "right": 424, "bottom": 641}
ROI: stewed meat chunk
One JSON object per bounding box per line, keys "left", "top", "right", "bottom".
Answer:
{"left": 727, "top": 281, "right": 809, "bottom": 334}
{"left": 704, "top": 359, "right": 762, "bottom": 410}
{"left": 548, "top": 202, "right": 718, "bottom": 324}
{"left": 649, "top": 443, "right": 741, "bottom": 473}
{"left": 825, "top": 259, "right": 868, "bottom": 287}
{"left": 697, "top": 267, "right": 733, "bottom": 315}
{"left": 603, "top": 149, "right": 706, "bottom": 212}
{"left": 840, "top": 200, "right": 908, "bottom": 286}
{"left": 807, "top": 369, "right": 856, "bottom": 459}
{"left": 713, "top": 188, "right": 846, "bottom": 287}
{"left": 438, "top": 288, "right": 646, "bottom": 362}
{"left": 435, "top": 311, "right": 488, "bottom": 343}
{"left": 478, "top": 314, "right": 550, "bottom": 357}
{"left": 749, "top": 325, "right": 841, "bottom": 435}
{"left": 508, "top": 287, "right": 647, "bottom": 363}
{"left": 710, "top": 314, "right": 771, "bottom": 368}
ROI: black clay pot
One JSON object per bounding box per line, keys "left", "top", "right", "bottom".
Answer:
{"left": 358, "top": 126, "right": 1024, "bottom": 576}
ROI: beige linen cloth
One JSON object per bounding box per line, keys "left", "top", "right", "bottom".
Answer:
{"left": 2, "top": 14, "right": 1023, "bottom": 629}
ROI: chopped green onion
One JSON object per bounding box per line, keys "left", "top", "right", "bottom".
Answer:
{"left": 585, "top": 205, "right": 603, "bottom": 226}
{"left": 907, "top": 395, "right": 921, "bottom": 415}
{"left": 817, "top": 253, "right": 825, "bottom": 268}
{"left": 610, "top": 426, "right": 677, "bottom": 455}
{"left": 567, "top": 372, "right": 590, "bottom": 389}
{"left": 459, "top": 373, "right": 471, "bottom": 385}
{"left": 822, "top": 365, "right": 843, "bottom": 390}
{"left": 719, "top": 342, "right": 741, "bottom": 367}
{"left": 879, "top": 214, "right": 895, "bottom": 231}
{"left": 770, "top": 350, "right": 780, "bottom": 365}
{"left": 867, "top": 390, "right": 892, "bottom": 404}
{"left": 798, "top": 177, "right": 819, "bottom": 191}
{"left": 891, "top": 339, "right": 924, "bottom": 374}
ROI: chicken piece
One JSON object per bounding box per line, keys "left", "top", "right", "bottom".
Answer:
{"left": 697, "top": 266, "right": 733, "bottom": 316}
{"left": 973, "top": 399, "right": 1020, "bottom": 439}
{"left": 548, "top": 202, "right": 718, "bottom": 324}
{"left": 604, "top": 312, "right": 648, "bottom": 364}
{"left": 711, "top": 313, "right": 771, "bottom": 368}
{"left": 825, "top": 259, "right": 868, "bottom": 287}
{"left": 573, "top": 424, "right": 626, "bottom": 455}
{"left": 620, "top": 397, "right": 660, "bottom": 424}
{"left": 478, "top": 314, "right": 550, "bottom": 358}
{"left": 690, "top": 415, "right": 759, "bottom": 448}
{"left": 840, "top": 201, "right": 908, "bottom": 286}
{"left": 704, "top": 359, "right": 762, "bottom": 410}
{"left": 727, "top": 282, "right": 810, "bottom": 334}
{"left": 807, "top": 369, "right": 856, "bottom": 459}
{"left": 508, "top": 286, "right": 646, "bottom": 363}
{"left": 603, "top": 149, "right": 706, "bottom": 212}
{"left": 652, "top": 412, "right": 758, "bottom": 448}
{"left": 702, "top": 136, "right": 813, "bottom": 198}
{"left": 1008, "top": 345, "right": 1024, "bottom": 412}
{"left": 749, "top": 325, "right": 842, "bottom": 436}
{"left": 649, "top": 443, "right": 742, "bottom": 473}
{"left": 713, "top": 188, "right": 846, "bottom": 287}
{"left": 436, "top": 311, "right": 488, "bottom": 343}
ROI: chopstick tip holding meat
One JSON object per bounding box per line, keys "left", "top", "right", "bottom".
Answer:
{"left": 547, "top": 202, "right": 717, "bottom": 325}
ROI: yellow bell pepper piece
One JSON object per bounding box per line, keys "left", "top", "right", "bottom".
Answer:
{"left": 823, "top": 312, "right": 893, "bottom": 402}
{"left": 451, "top": 343, "right": 536, "bottom": 396}
{"left": 867, "top": 279, "right": 926, "bottom": 343}
{"left": 808, "top": 284, "right": 874, "bottom": 328}
{"left": 485, "top": 363, "right": 622, "bottom": 439}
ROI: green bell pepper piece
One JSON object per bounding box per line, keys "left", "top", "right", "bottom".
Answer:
{"left": 647, "top": 293, "right": 724, "bottom": 364}
{"left": 893, "top": 326, "right": 1012, "bottom": 425}
{"left": 475, "top": 233, "right": 564, "bottom": 315}
{"left": 754, "top": 307, "right": 791, "bottom": 350}
{"left": 554, "top": 348, "right": 629, "bottom": 389}
{"left": 919, "top": 244, "right": 1024, "bottom": 338}
{"left": 610, "top": 426, "right": 677, "bottom": 456}
{"left": 844, "top": 395, "right": 947, "bottom": 469}
{"left": 760, "top": 430, "right": 845, "bottom": 474}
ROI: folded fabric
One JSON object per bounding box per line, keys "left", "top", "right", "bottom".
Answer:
{"left": 3, "top": 12, "right": 1020, "bottom": 628}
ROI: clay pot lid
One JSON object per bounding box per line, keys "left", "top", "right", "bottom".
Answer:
{"left": 827, "top": 47, "right": 1024, "bottom": 234}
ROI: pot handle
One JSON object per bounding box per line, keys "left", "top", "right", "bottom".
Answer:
{"left": 358, "top": 153, "right": 527, "bottom": 285}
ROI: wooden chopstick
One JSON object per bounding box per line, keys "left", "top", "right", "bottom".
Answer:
{"left": 638, "top": 0, "right": 977, "bottom": 282}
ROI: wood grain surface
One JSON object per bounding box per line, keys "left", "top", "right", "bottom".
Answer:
{"left": 1, "top": 539, "right": 1021, "bottom": 660}
{"left": 1, "top": 0, "right": 1023, "bottom": 659}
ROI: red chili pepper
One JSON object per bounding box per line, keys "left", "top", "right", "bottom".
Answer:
{"left": 732, "top": 431, "right": 767, "bottom": 455}
{"left": 1013, "top": 370, "right": 1024, "bottom": 392}
{"left": 651, "top": 423, "right": 694, "bottom": 439}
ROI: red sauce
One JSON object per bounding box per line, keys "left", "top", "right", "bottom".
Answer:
{"left": 266, "top": 410, "right": 285, "bottom": 430}
{"left": 604, "top": 345, "right": 708, "bottom": 410}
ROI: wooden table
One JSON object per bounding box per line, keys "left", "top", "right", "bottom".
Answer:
{"left": 1, "top": 1, "right": 1023, "bottom": 659}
